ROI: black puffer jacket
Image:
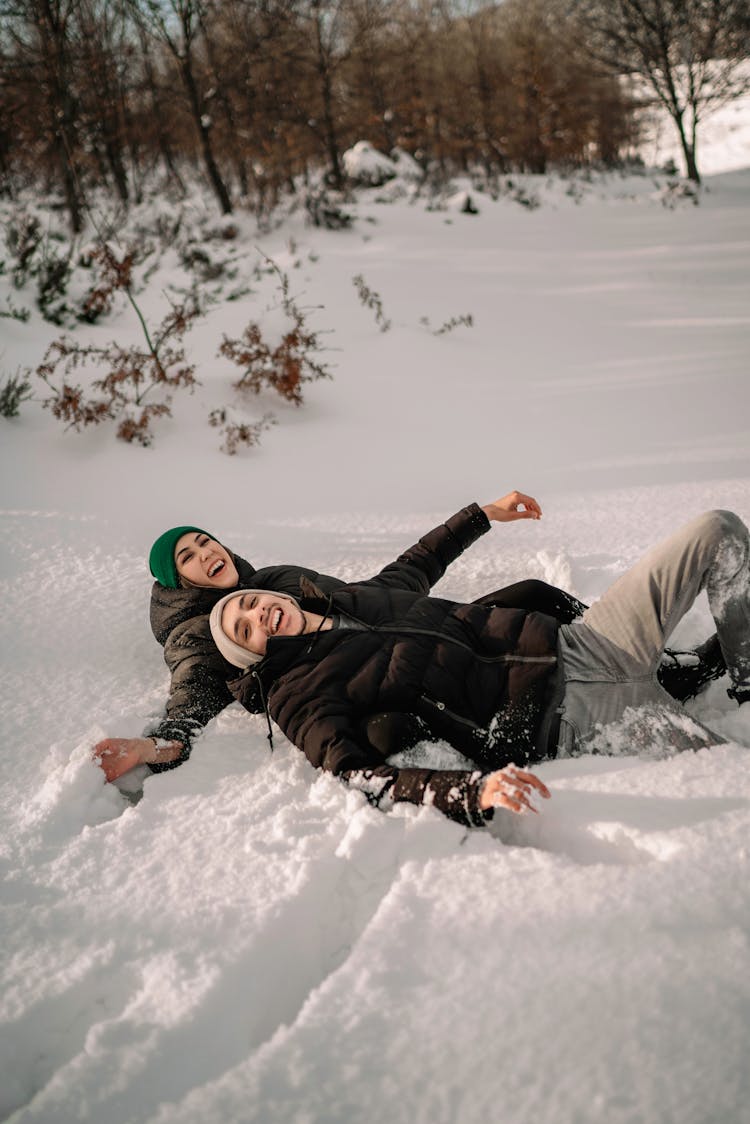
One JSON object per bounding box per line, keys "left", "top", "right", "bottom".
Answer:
{"left": 146, "top": 555, "right": 348, "bottom": 762}
{"left": 228, "top": 506, "right": 562, "bottom": 828}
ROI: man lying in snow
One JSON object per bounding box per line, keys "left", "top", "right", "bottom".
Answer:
{"left": 198, "top": 507, "right": 750, "bottom": 829}
{"left": 93, "top": 494, "right": 726, "bottom": 787}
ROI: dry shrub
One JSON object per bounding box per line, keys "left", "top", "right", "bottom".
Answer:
{"left": 0, "top": 369, "right": 33, "bottom": 418}
{"left": 434, "top": 313, "right": 473, "bottom": 335}
{"left": 208, "top": 409, "right": 276, "bottom": 454}
{"left": 352, "top": 274, "right": 391, "bottom": 332}
{"left": 219, "top": 259, "right": 331, "bottom": 407}
{"left": 79, "top": 244, "right": 136, "bottom": 323}
{"left": 37, "top": 283, "right": 200, "bottom": 446}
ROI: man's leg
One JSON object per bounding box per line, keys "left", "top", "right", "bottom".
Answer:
{"left": 556, "top": 510, "right": 749, "bottom": 756}
{"left": 474, "top": 578, "right": 725, "bottom": 700}
{"left": 580, "top": 510, "right": 749, "bottom": 693}
{"left": 658, "top": 634, "right": 726, "bottom": 702}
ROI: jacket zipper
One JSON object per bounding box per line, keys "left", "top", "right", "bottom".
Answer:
{"left": 337, "top": 612, "right": 556, "bottom": 667}
{"left": 420, "top": 694, "right": 481, "bottom": 731}
{"left": 258, "top": 606, "right": 553, "bottom": 738}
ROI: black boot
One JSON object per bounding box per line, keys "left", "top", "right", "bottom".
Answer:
{"left": 658, "top": 634, "right": 726, "bottom": 703}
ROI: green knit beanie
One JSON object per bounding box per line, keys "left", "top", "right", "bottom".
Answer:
{"left": 149, "top": 526, "right": 213, "bottom": 588}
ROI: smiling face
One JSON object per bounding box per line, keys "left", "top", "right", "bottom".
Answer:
{"left": 174, "top": 532, "right": 239, "bottom": 589}
{"left": 221, "top": 591, "right": 308, "bottom": 657}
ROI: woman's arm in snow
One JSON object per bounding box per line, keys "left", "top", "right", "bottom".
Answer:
{"left": 93, "top": 736, "right": 184, "bottom": 781}
{"left": 92, "top": 616, "right": 236, "bottom": 779}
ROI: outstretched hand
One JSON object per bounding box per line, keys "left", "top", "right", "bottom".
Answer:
{"left": 479, "top": 764, "right": 551, "bottom": 814}
{"left": 93, "top": 736, "right": 183, "bottom": 782}
{"left": 93, "top": 738, "right": 151, "bottom": 781}
{"left": 481, "top": 491, "right": 542, "bottom": 523}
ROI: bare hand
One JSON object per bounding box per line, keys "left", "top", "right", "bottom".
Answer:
{"left": 481, "top": 491, "right": 542, "bottom": 522}
{"left": 479, "top": 764, "right": 551, "bottom": 814}
{"left": 93, "top": 736, "right": 183, "bottom": 782}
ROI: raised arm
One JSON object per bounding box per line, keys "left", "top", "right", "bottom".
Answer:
{"left": 365, "top": 491, "right": 542, "bottom": 597}
{"left": 480, "top": 490, "right": 542, "bottom": 523}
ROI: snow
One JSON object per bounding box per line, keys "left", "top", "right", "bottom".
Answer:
{"left": 343, "top": 140, "right": 399, "bottom": 185}
{"left": 1, "top": 119, "right": 750, "bottom": 1124}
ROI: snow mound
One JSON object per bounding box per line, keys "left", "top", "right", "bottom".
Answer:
{"left": 21, "top": 733, "right": 128, "bottom": 847}
{"left": 343, "top": 141, "right": 398, "bottom": 186}
{"left": 390, "top": 147, "right": 423, "bottom": 181}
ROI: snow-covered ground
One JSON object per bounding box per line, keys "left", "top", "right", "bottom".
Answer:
{"left": 1, "top": 116, "right": 749, "bottom": 1123}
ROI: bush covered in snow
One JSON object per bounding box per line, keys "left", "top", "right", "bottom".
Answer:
{"left": 343, "top": 142, "right": 398, "bottom": 187}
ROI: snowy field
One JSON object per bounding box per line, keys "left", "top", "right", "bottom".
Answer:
{"left": 1, "top": 111, "right": 750, "bottom": 1123}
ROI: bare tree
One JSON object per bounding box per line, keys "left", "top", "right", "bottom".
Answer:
{"left": 76, "top": 0, "right": 133, "bottom": 204}
{"left": 462, "top": 4, "right": 511, "bottom": 175}
{"left": 385, "top": 0, "right": 455, "bottom": 177}
{"left": 133, "top": 17, "right": 187, "bottom": 193}
{"left": 129, "top": 0, "right": 233, "bottom": 212}
{"left": 343, "top": 0, "right": 399, "bottom": 154}
{"left": 195, "top": 0, "right": 249, "bottom": 196}
{"left": 0, "top": 0, "right": 671, "bottom": 212}
{"left": 575, "top": 0, "right": 750, "bottom": 182}
{"left": 0, "top": 21, "right": 23, "bottom": 195}
{"left": 2, "top": 0, "right": 86, "bottom": 229}
{"left": 298, "top": 0, "right": 350, "bottom": 189}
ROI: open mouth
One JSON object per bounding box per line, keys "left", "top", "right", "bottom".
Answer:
{"left": 270, "top": 607, "right": 283, "bottom": 634}
{"left": 208, "top": 559, "right": 225, "bottom": 578}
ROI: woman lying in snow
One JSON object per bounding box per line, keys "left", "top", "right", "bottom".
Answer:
{"left": 93, "top": 491, "right": 726, "bottom": 789}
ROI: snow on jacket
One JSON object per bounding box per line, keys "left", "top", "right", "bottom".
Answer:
{"left": 226, "top": 505, "right": 562, "bottom": 828}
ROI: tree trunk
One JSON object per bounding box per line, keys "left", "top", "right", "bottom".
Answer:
{"left": 140, "top": 37, "right": 185, "bottom": 194}
{"left": 36, "top": 0, "right": 85, "bottom": 232}
{"left": 0, "top": 129, "right": 15, "bottom": 197}
{"left": 105, "top": 137, "right": 130, "bottom": 203}
{"left": 313, "top": 11, "right": 344, "bottom": 190}
{"left": 683, "top": 122, "right": 700, "bottom": 184}
{"left": 197, "top": 10, "right": 249, "bottom": 197}
{"left": 179, "top": 57, "right": 233, "bottom": 213}
{"left": 669, "top": 105, "right": 700, "bottom": 182}
{"left": 57, "top": 134, "right": 85, "bottom": 232}
{"left": 475, "top": 54, "right": 508, "bottom": 175}
{"left": 682, "top": 141, "right": 700, "bottom": 183}
{"left": 77, "top": 5, "right": 131, "bottom": 205}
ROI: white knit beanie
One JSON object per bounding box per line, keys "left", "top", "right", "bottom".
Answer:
{"left": 209, "top": 588, "right": 300, "bottom": 669}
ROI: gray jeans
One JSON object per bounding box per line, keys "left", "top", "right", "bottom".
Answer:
{"left": 556, "top": 510, "right": 750, "bottom": 756}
